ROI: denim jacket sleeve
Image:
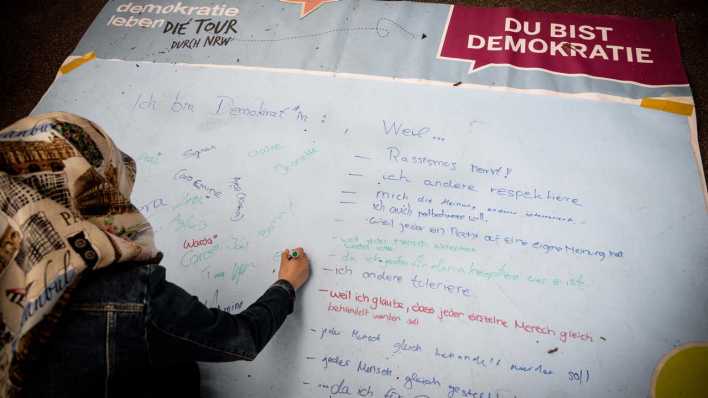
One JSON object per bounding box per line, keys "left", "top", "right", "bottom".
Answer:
{"left": 145, "top": 265, "right": 294, "bottom": 363}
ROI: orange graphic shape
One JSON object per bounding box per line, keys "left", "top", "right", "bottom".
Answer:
{"left": 281, "top": 0, "right": 337, "bottom": 18}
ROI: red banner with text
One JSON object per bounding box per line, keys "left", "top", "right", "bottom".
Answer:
{"left": 437, "top": 6, "right": 688, "bottom": 87}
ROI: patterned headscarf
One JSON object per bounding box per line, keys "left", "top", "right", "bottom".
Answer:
{"left": 0, "top": 112, "right": 159, "bottom": 396}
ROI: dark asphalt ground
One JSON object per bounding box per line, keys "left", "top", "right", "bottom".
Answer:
{"left": 2, "top": 0, "right": 706, "bottom": 180}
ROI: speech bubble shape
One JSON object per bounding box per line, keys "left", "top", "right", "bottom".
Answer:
{"left": 437, "top": 5, "right": 689, "bottom": 87}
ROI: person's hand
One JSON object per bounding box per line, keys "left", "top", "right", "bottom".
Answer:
{"left": 278, "top": 247, "right": 310, "bottom": 289}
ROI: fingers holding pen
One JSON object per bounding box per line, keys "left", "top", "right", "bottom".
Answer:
{"left": 278, "top": 247, "right": 310, "bottom": 289}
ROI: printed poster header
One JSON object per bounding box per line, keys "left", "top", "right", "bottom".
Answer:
{"left": 438, "top": 6, "right": 688, "bottom": 87}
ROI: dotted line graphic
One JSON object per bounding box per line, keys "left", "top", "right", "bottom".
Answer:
{"left": 233, "top": 18, "right": 417, "bottom": 44}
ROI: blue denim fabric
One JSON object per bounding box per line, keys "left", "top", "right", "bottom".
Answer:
{"left": 25, "top": 263, "right": 294, "bottom": 398}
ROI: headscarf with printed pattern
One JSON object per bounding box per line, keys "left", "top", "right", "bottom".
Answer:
{"left": 0, "top": 112, "right": 159, "bottom": 397}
